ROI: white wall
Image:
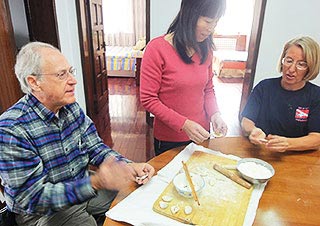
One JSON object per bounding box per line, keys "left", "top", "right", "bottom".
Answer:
{"left": 150, "top": 0, "right": 180, "bottom": 38}
{"left": 254, "top": 0, "right": 320, "bottom": 86}
{"left": 7, "top": 0, "right": 87, "bottom": 112}
{"left": 8, "top": 0, "right": 29, "bottom": 49}
{"left": 55, "top": 0, "right": 87, "bottom": 113}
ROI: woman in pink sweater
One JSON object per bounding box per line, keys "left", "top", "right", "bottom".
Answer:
{"left": 140, "top": 0, "right": 228, "bottom": 155}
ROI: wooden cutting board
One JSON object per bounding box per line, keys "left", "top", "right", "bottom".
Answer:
{"left": 153, "top": 151, "right": 253, "bottom": 225}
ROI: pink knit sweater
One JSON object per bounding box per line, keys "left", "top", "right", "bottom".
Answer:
{"left": 140, "top": 35, "right": 219, "bottom": 142}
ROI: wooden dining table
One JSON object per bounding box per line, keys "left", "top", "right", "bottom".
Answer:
{"left": 104, "top": 136, "right": 320, "bottom": 226}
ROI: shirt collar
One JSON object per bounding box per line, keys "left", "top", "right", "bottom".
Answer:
{"left": 27, "top": 94, "right": 60, "bottom": 122}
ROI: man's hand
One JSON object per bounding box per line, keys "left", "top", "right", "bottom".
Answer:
{"left": 91, "top": 156, "right": 156, "bottom": 191}
{"left": 128, "top": 162, "right": 155, "bottom": 185}
{"left": 91, "top": 156, "right": 136, "bottom": 191}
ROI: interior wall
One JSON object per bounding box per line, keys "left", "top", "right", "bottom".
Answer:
{"left": 8, "top": 0, "right": 29, "bottom": 49}
{"left": 6, "top": 0, "right": 87, "bottom": 112}
{"left": 254, "top": 0, "right": 320, "bottom": 86}
{"left": 150, "top": 0, "right": 180, "bottom": 39}
{"left": 53, "top": 0, "right": 87, "bottom": 112}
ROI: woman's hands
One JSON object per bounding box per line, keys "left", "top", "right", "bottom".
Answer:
{"left": 241, "top": 117, "right": 270, "bottom": 146}
{"left": 210, "top": 112, "right": 228, "bottom": 137}
{"left": 248, "top": 129, "right": 289, "bottom": 152}
{"left": 263, "top": 135, "right": 289, "bottom": 152}
{"left": 242, "top": 118, "right": 320, "bottom": 152}
{"left": 182, "top": 119, "right": 210, "bottom": 144}
{"left": 181, "top": 113, "right": 228, "bottom": 144}
{"left": 248, "top": 127, "right": 267, "bottom": 145}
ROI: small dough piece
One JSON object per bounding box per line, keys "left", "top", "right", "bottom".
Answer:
{"left": 159, "top": 201, "right": 168, "bottom": 209}
{"left": 162, "top": 195, "right": 173, "bottom": 202}
{"left": 171, "top": 205, "right": 180, "bottom": 214}
{"left": 184, "top": 205, "right": 193, "bottom": 215}
{"left": 208, "top": 178, "right": 216, "bottom": 186}
{"left": 212, "top": 131, "right": 223, "bottom": 137}
{"left": 194, "top": 166, "right": 208, "bottom": 176}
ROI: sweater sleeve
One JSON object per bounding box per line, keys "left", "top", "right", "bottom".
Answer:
{"left": 140, "top": 40, "right": 187, "bottom": 132}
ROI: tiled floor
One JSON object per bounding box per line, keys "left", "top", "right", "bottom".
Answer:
{"left": 213, "top": 76, "right": 243, "bottom": 136}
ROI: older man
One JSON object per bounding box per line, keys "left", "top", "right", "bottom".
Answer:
{"left": 0, "top": 42, "right": 155, "bottom": 226}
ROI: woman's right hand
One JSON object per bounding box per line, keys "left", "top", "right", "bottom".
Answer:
{"left": 182, "top": 119, "right": 210, "bottom": 144}
{"left": 248, "top": 127, "right": 267, "bottom": 145}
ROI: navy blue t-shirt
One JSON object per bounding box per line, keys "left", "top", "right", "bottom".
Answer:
{"left": 241, "top": 77, "right": 320, "bottom": 137}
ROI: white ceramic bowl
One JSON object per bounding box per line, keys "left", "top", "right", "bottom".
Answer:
{"left": 237, "top": 158, "right": 275, "bottom": 184}
{"left": 173, "top": 172, "right": 205, "bottom": 198}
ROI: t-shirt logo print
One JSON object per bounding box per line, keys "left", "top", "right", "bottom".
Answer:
{"left": 295, "top": 107, "right": 309, "bottom": 122}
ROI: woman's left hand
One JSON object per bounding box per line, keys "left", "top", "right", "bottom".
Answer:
{"left": 264, "top": 134, "right": 288, "bottom": 152}
{"left": 210, "top": 113, "right": 228, "bottom": 137}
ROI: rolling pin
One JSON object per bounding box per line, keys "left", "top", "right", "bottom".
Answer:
{"left": 213, "top": 163, "right": 252, "bottom": 189}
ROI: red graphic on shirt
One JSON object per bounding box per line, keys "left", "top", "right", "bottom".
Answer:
{"left": 295, "top": 107, "right": 309, "bottom": 122}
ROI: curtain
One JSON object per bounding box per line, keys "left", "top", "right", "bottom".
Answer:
{"left": 103, "top": 0, "right": 145, "bottom": 46}
{"left": 215, "top": 0, "right": 254, "bottom": 35}
{"left": 132, "top": 0, "right": 146, "bottom": 43}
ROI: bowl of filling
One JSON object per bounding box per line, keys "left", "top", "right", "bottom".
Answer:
{"left": 173, "top": 172, "right": 205, "bottom": 198}
{"left": 237, "top": 158, "right": 275, "bottom": 184}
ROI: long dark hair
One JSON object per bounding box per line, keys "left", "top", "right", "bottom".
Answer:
{"left": 167, "top": 0, "right": 226, "bottom": 64}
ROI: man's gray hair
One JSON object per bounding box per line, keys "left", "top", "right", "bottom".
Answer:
{"left": 15, "top": 42, "right": 59, "bottom": 94}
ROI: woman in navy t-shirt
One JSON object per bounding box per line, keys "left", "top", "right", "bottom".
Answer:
{"left": 241, "top": 36, "right": 320, "bottom": 152}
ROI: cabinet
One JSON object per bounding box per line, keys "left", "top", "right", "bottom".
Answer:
{"left": 0, "top": 0, "right": 23, "bottom": 114}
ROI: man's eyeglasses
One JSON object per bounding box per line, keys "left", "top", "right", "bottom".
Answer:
{"left": 35, "top": 66, "right": 76, "bottom": 80}
{"left": 282, "top": 57, "right": 308, "bottom": 71}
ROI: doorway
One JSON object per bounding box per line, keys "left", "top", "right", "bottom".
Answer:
{"left": 102, "top": 0, "right": 146, "bottom": 78}
{"left": 212, "top": 0, "right": 255, "bottom": 135}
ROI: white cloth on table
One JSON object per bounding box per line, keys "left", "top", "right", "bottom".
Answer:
{"left": 105, "top": 143, "right": 266, "bottom": 226}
